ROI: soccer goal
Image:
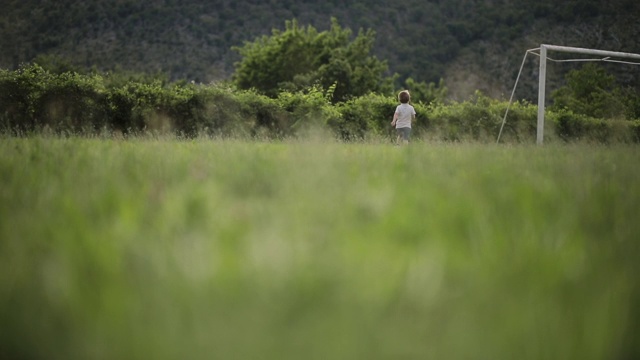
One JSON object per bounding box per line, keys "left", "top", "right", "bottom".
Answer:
{"left": 497, "top": 44, "right": 640, "bottom": 144}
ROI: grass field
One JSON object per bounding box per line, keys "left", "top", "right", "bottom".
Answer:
{"left": 1, "top": 136, "right": 639, "bottom": 359}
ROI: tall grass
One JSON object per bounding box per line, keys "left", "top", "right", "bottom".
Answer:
{"left": 1, "top": 137, "right": 639, "bottom": 359}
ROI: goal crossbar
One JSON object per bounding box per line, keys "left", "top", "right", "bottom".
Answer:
{"left": 540, "top": 44, "right": 640, "bottom": 61}
{"left": 496, "top": 44, "right": 640, "bottom": 144}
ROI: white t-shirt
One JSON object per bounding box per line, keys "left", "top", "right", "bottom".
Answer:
{"left": 395, "top": 103, "right": 415, "bottom": 128}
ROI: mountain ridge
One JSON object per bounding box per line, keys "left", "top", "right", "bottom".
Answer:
{"left": 1, "top": 0, "right": 638, "bottom": 100}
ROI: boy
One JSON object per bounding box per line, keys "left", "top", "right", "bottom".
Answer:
{"left": 391, "top": 90, "right": 416, "bottom": 145}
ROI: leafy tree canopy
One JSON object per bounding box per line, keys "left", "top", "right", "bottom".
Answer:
{"left": 232, "top": 18, "right": 391, "bottom": 103}
{"left": 551, "top": 63, "right": 628, "bottom": 119}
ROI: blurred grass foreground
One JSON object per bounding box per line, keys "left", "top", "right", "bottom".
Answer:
{"left": 1, "top": 137, "right": 639, "bottom": 359}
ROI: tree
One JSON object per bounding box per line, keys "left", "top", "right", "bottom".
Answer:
{"left": 232, "top": 18, "right": 390, "bottom": 103}
{"left": 404, "top": 77, "right": 448, "bottom": 105}
{"left": 551, "top": 63, "right": 627, "bottom": 119}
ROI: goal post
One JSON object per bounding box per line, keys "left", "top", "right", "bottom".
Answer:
{"left": 497, "top": 44, "right": 640, "bottom": 145}
{"left": 536, "top": 44, "right": 640, "bottom": 144}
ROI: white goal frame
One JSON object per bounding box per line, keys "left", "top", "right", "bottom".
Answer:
{"left": 497, "top": 44, "right": 640, "bottom": 144}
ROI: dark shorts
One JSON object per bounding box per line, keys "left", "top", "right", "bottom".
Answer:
{"left": 396, "top": 127, "right": 411, "bottom": 140}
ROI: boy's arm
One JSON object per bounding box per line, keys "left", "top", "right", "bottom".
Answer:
{"left": 391, "top": 112, "right": 398, "bottom": 125}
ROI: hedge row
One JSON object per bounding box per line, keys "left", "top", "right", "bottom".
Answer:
{"left": 1, "top": 65, "right": 639, "bottom": 143}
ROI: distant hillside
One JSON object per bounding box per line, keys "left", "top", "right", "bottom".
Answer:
{"left": 1, "top": 0, "right": 639, "bottom": 100}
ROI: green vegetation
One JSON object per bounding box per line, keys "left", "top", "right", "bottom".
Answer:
{"left": 1, "top": 0, "right": 638, "bottom": 99}
{"left": 233, "top": 18, "right": 390, "bottom": 103}
{"left": 2, "top": 63, "right": 639, "bottom": 143}
{"left": 549, "top": 64, "right": 640, "bottom": 142}
{"left": 551, "top": 63, "right": 639, "bottom": 120}
{"left": 2, "top": 4, "right": 639, "bottom": 357}
{"left": 1, "top": 137, "right": 639, "bottom": 359}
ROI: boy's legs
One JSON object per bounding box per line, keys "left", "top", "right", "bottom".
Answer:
{"left": 396, "top": 127, "right": 411, "bottom": 145}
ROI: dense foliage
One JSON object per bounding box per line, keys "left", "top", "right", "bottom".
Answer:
{"left": 547, "top": 64, "right": 640, "bottom": 142}
{"left": 1, "top": 64, "right": 639, "bottom": 143}
{"left": 233, "top": 18, "right": 390, "bottom": 103}
{"left": 1, "top": 0, "right": 639, "bottom": 99}
{"left": 551, "top": 63, "right": 639, "bottom": 120}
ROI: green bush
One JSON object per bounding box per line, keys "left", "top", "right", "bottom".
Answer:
{"left": 233, "top": 89, "right": 288, "bottom": 138}
{"left": 107, "top": 81, "right": 168, "bottom": 134}
{"left": 1, "top": 65, "right": 639, "bottom": 143}
{"left": 0, "top": 65, "right": 40, "bottom": 132}
{"left": 276, "top": 85, "right": 340, "bottom": 138}
{"left": 550, "top": 108, "right": 638, "bottom": 144}
{"left": 631, "top": 121, "right": 640, "bottom": 143}
{"left": 105, "top": 84, "right": 144, "bottom": 134}
{"left": 232, "top": 18, "right": 389, "bottom": 103}
{"left": 487, "top": 98, "right": 538, "bottom": 143}
{"left": 551, "top": 63, "right": 629, "bottom": 120}
{"left": 0, "top": 64, "right": 56, "bottom": 132}
{"left": 425, "top": 92, "right": 535, "bottom": 142}
{"left": 334, "top": 93, "right": 396, "bottom": 140}
{"left": 40, "top": 71, "right": 110, "bottom": 132}
{"left": 0, "top": 64, "right": 111, "bottom": 134}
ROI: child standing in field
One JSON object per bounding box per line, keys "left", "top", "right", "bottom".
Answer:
{"left": 391, "top": 90, "right": 416, "bottom": 145}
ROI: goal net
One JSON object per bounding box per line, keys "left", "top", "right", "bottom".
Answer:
{"left": 497, "top": 44, "right": 640, "bottom": 144}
